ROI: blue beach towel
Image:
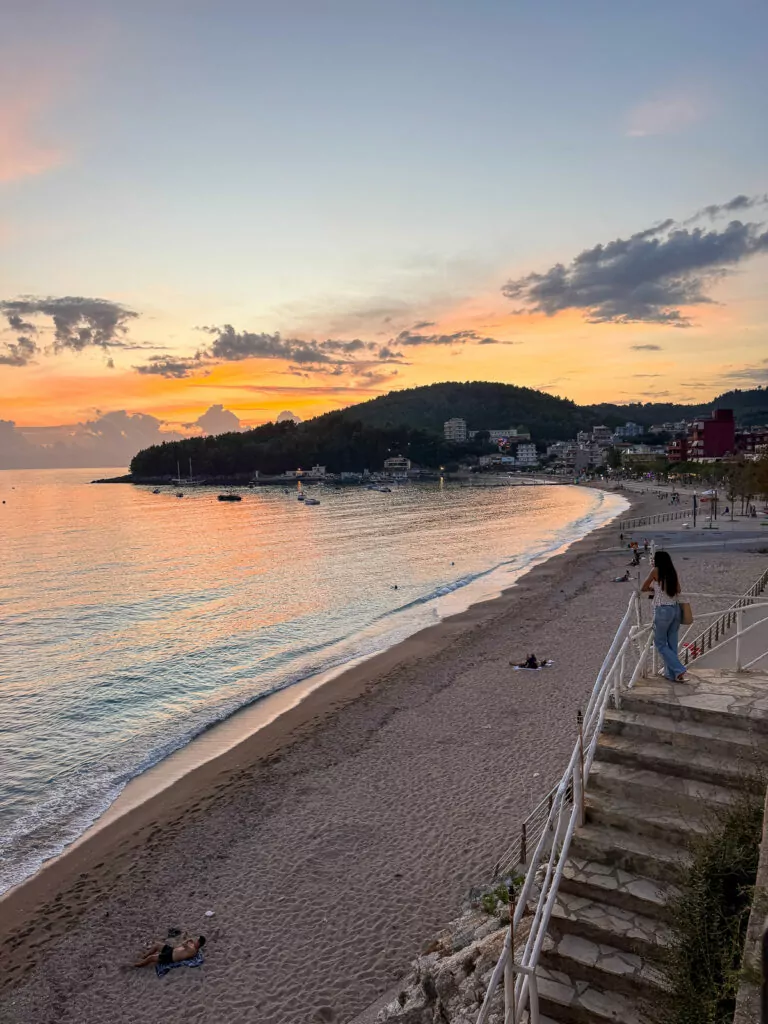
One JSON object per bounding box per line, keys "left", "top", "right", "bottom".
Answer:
{"left": 156, "top": 950, "right": 205, "bottom": 977}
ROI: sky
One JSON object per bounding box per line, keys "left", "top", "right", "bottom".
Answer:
{"left": 1, "top": 0, "right": 767, "bottom": 465}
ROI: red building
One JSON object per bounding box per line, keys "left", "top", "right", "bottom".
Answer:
{"left": 667, "top": 436, "right": 689, "bottom": 462}
{"left": 689, "top": 408, "right": 735, "bottom": 459}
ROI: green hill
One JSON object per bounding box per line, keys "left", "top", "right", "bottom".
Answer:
{"left": 324, "top": 382, "right": 768, "bottom": 442}
{"left": 128, "top": 382, "right": 768, "bottom": 479}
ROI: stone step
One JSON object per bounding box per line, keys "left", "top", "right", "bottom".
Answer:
{"left": 595, "top": 733, "right": 763, "bottom": 793}
{"left": 620, "top": 687, "right": 768, "bottom": 736}
{"left": 569, "top": 824, "right": 689, "bottom": 883}
{"left": 537, "top": 964, "right": 649, "bottom": 1024}
{"left": 585, "top": 790, "right": 708, "bottom": 848}
{"left": 550, "top": 890, "right": 672, "bottom": 961}
{"left": 560, "top": 856, "right": 679, "bottom": 924}
{"left": 602, "top": 706, "right": 768, "bottom": 764}
{"left": 541, "top": 931, "right": 666, "bottom": 1000}
{"left": 588, "top": 758, "right": 738, "bottom": 818}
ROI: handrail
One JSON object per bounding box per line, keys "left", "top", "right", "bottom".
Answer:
{"left": 477, "top": 566, "right": 768, "bottom": 1023}
{"left": 619, "top": 507, "right": 693, "bottom": 531}
{"left": 477, "top": 590, "right": 643, "bottom": 1023}
{"left": 682, "top": 565, "right": 768, "bottom": 665}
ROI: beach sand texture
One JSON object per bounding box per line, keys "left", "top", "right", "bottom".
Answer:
{"left": 1, "top": 490, "right": 764, "bottom": 1024}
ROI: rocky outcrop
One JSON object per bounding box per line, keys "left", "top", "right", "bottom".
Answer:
{"left": 376, "top": 886, "right": 531, "bottom": 1024}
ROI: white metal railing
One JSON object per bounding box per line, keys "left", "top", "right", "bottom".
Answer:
{"left": 478, "top": 565, "right": 768, "bottom": 1024}
{"left": 680, "top": 565, "right": 768, "bottom": 665}
{"left": 477, "top": 592, "right": 648, "bottom": 1023}
{"left": 619, "top": 506, "right": 693, "bottom": 532}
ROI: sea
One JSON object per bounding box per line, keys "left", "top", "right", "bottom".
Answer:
{"left": 0, "top": 468, "right": 627, "bottom": 894}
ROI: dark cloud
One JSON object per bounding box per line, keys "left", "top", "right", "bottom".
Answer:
{"left": 204, "top": 326, "right": 333, "bottom": 365}
{"left": 135, "top": 321, "right": 505, "bottom": 380}
{"left": 412, "top": 320, "right": 436, "bottom": 330}
{"left": 376, "top": 346, "right": 404, "bottom": 360}
{"left": 631, "top": 344, "right": 663, "bottom": 351}
{"left": 719, "top": 360, "right": 768, "bottom": 385}
{"left": 395, "top": 329, "right": 504, "bottom": 347}
{"left": 134, "top": 354, "right": 208, "bottom": 378}
{"left": 632, "top": 373, "right": 661, "bottom": 378}
{"left": 502, "top": 218, "right": 768, "bottom": 326}
{"left": 688, "top": 194, "right": 768, "bottom": 223}
{"left": 6, "top": 313, "right": 38, "bottom": 334}
{"left": 0, "top": 336, "right": 38, "bottom": 366}
{"left": 0, "top": 296, "right": 139, "bottom": 354}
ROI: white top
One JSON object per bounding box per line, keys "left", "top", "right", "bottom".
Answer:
{"left": 651, "top": 579, "right": 682, "bottom": 607}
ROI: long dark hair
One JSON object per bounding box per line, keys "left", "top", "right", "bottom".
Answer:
{"left": 654, "top": 550, "right": 679, "bottom": 597}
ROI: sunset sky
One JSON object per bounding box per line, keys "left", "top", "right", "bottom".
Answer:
{"left": 1, "top": 0, "right": 767, "bottom": 462}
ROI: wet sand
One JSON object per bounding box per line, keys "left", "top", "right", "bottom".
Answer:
{"left": 1, "top": 487, "right": 764, "bottom": 1024}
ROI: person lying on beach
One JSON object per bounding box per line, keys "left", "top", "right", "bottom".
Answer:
{"left": 512, "top": 654, "right": 552, "bottom": 670}
{"left": 134, "top": 936, "right": 206, "bottom": 968}
{"left": 613, "top": 570, "right": 631, "bottom": 582}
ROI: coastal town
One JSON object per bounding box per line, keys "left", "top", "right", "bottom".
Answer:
{"left": 442, "top": 407, "right": 768, "bottom": 476}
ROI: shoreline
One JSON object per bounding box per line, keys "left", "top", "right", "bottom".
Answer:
{"left": 7, "top": 484, "right": 763, "bottom": 1023}
{"left": 0, "top": 485, "right": 629, "bottom": 924}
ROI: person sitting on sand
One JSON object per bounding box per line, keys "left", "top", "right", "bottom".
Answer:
{"left": 519, "top": 653, "right": 540, "bottom": 669}
{"left": 134, "top": 936, "right": 206, "bottom": 968}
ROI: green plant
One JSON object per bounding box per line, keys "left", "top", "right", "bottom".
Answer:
{"left": 658, "top": 792, "right": 763, "bottom": 1024}
{"left": 481, "top": 893, "right": 498, "bottom": 915}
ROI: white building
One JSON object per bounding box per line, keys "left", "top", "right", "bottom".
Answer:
{"left": 618, "top": 421, "right": 643, "bottom": 438}
{"left": 383, "top": 455, "right": 411, "bottom": 474}
{"left": 591, "top": 425, "right": 613, "bottom": 445}
{"left": 479, "top": 453, "right": 515, "bottom": 467}
{"left": 514, "top": 443, "right": 538, "bottom": 466}
{"left": 444, "top": 418, "right": 468, "bottom": 442}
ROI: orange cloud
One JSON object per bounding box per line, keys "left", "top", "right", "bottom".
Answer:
{"left": 0, "top": 82, "right": 65, "bottom": 183}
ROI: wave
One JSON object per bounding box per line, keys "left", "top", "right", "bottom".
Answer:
{"left": 0, "top": 485, "right": 627, "bottom": 894}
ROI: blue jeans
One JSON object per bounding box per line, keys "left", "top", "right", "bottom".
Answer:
{"left": 654, "top": 604, "right": 686, "bottom": 680}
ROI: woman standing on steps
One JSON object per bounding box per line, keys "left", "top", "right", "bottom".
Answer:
{"left": 641, "top": 551, "right": 688, "bottom": 682}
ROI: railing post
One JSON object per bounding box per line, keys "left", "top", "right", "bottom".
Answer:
{"left": 575, "top": 710, "right": 585, "bottom": 827}
{"left": 529, "top": 971, "right": 540, "bottom": 1024}
{"left": 504, "top": 893, "right": 516, "bottom": 1024}
{"left": 736, "top": 610, "right": 743, "bottom": 672}
{"left": 520, "top": 822, "right": 527, "bottom": 866}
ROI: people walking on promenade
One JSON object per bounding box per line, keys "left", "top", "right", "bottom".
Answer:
{"left": 641, "top": 551, "right": 687, "bottom": 682}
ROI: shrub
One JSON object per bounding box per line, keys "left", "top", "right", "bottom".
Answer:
{"left": 659, "top": 792, "right": 763, "bottom": 1024}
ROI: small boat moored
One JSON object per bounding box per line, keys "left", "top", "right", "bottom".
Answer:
{"left": 218, "top": 493, "right": 242, "bottom": 502}
{"left": 304, "top": 497, "right": 321, "bottom": 505}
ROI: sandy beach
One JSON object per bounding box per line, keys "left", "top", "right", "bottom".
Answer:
{"left": 1, "top": 486, "right": 765, "bottom": 1024}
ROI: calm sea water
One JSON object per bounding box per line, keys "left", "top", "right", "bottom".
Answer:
{"left": 0, "top": 469, "right": 626, "bottom": 892}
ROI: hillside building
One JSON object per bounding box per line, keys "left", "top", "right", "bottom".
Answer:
{"left": 689, "top": 408, "right": 735, "bottom": 459}
{"left": 444, "top": 418, "right": 468, "bottom": 442}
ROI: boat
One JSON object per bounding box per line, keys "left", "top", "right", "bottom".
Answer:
{"left": 152, "top": 487, "right": 161, "bottom": 494}
{"left": 304, "top": 497, "right": 321, "bottom": 506}
{"left": 217, "top": 493, "right": 242, "bottom": 502}
{"left": 297, "top": 492, "right": 306, "bottom": 501}
{"left": 176, "top": 492, "right": 184, "bottom": 498}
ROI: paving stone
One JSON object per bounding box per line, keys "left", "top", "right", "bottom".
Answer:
{"left": 537, "top": 667, "right": 768, "bottom": 1022}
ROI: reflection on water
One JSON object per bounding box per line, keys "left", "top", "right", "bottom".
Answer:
{"left": 0, "top": 468, "right": 626, "bottom": 891}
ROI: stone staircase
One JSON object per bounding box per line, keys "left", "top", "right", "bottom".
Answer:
{"left": 536, "top": 669, "right": 768, "bottom": 1024}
